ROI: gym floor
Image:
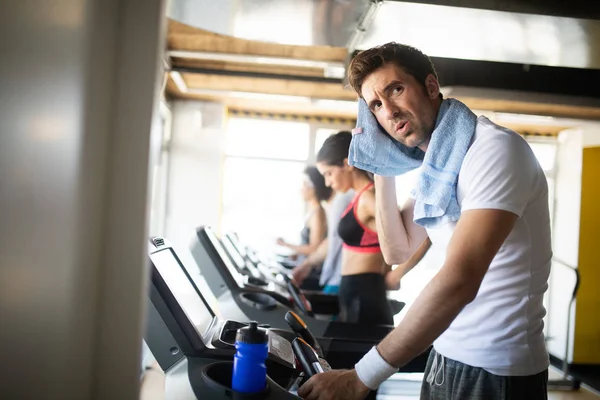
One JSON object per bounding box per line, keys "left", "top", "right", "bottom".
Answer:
{"left": 139, "top": 365, "right": 600, "bottom": 400}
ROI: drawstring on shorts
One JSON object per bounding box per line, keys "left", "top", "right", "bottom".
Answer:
{"left": 426, "top": 351, "right": 445, "bottom": 387}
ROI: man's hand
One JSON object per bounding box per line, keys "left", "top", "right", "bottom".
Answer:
{"left": 297, "top": 369, "right": 371, "bottom": 400}
{"left": 291, "top": 262, "right": 313, "bottom": 285}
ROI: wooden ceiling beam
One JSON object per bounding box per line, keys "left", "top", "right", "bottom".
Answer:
{"left": 459, "top": 98, "right": 600, "bottom": 121}
{"left": 171, "top": 58, "right": 326, "bottom": 78}
{"left": 168, "top": 73, "right": 600, "bottom": 121}
{"left": 180, "top": 72, "right": 356, "bottom": 100}
{"left": 167, "top": 20, "right": 348, "bottom": 62}
{"left": 166, "top": 78, "right": 569, "bottom": 135}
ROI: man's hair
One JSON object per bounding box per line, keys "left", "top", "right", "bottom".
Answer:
{"left": 348, "top": 42, "right": 439, "bottom": 97}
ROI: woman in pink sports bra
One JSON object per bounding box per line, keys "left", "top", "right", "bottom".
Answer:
{"left": 316, "top": 131, "right": 394, "bottom": 326}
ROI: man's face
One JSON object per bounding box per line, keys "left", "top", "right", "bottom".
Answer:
{"left": 361, "top": 63, "right": 440, "bottom": 149}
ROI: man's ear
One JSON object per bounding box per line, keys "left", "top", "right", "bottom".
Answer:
{"left": 425, "top": 74, "right": 440, "bottom": 99}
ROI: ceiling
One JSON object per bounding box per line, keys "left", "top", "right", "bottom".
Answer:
{"left": 165, "top": 0, "right": 600, "bottom": 127}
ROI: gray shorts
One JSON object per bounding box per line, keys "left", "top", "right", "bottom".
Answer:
{"left": 421, "top": 348, "right": 548, "bottom": 400}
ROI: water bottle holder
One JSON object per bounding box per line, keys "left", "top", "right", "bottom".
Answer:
{"left": 202, "top": 361, "right": 271, "bottom": 399}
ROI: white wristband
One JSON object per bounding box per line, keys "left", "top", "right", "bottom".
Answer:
{"left": 355, "top": 346, "right": 399, "bottom": 390}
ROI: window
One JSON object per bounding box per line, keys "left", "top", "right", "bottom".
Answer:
{"left": 149, "top": 101, "right": 172, "bottom": 237}
{"left": 529, "top": 142, "right": 557, "bottom": 173}
{"left": 221, "top": 118, "right": 311, "bottom": 254}
{"left": 226, "top": 118, "right": 309, "bottom": 160}
{"left": 528, "top": 140, "right": 557, "bottom": 223}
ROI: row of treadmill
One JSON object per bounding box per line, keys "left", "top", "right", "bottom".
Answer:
{"left": 144, "top": 226, "right": 430, "bottom": 399}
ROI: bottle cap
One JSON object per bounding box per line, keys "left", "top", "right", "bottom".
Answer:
{"left": 235, "top": 321, "right": 267, "bottom": 344}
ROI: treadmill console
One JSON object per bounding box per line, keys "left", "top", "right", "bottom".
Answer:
{"left": 151, "top": 247, "right": 215, "bottom": 339}
{"left": 210, "top": 320, "right": 295, "bottom": 370}
{"left": 148, "top": 241, "right": 295, "bottom": 370}
{"left": 194, "top": 227, "right": 295, "bottom": 309}
{"left": 145, "top": 237, "right": 333, "bottom": 399}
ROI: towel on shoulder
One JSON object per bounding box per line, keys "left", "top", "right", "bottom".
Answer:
{"left": 348, "top": 98, "right": 477, "bottom": 228}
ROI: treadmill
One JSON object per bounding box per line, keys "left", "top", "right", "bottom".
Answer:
{"left": 221, "top": 231, "right": 405, "bottom": 316}
{"left": 189, "top": 226, "right": 404, "bottom": 342}
{"left": 144, "top": 237, "right": 426, "bottom": 399}
{"left": 222, "top": 232, "right": 323, "bottom": 292}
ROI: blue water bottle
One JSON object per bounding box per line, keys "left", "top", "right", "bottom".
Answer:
{"left": 232, "top": 321, "right": 268, "bottom": 394}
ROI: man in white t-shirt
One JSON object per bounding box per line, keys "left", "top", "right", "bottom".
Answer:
{"left": 298, "top": 43, "right": 551, "bottom": 400}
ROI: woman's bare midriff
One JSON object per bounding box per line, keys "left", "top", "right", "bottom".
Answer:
{"left": 341, "top": 249, "right": 386, "bottom": 276}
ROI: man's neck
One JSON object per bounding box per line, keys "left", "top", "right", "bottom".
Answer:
{"left": 418, "top": 97, "right": 443, "bottom": 153}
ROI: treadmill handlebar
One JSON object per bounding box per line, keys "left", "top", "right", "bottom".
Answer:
{"left": 285, "top": 311, "right": 322, "bottom": 358}
{"left": 292, "top": 337, "right": 324, "bottom": 378}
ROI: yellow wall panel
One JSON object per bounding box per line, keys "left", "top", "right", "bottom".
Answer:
{"left": 574, "top": 146, "right": 600, "bottom": 363}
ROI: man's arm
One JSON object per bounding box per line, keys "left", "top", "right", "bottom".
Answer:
{"left": 377, "top": 208, "right": 518, "bottom": 367}
{"left": 385, "top": 237, "right": 432, "bottom": 290}
{"left": 298, "top": 129, "right": 537, "bottom": 400}
{"left": 375, "top": 175, "right": 428, "bottom": 265}
{"left": 296, "top": 210, "right": 516, "bottom": 400}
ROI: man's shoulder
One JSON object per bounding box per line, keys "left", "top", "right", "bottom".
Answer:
{"left": 474, "top": 116, "right": 522, "bottom": 143}
{"left": 459, "top": 116, "right": 542, "bottom": 189}
{"left": 468, "top": 116, "right": 532, "bottom": 158}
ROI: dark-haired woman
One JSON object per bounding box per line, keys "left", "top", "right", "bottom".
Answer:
{"left": 276, "top": 166, "right": 332, "bottom": 261}
{"left": 316, "top": 131, "right": 394, "bottom": 326}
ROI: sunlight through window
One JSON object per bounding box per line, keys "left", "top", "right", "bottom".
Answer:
{"left": 221, "top": 118, "right": 311, "bottom": 253}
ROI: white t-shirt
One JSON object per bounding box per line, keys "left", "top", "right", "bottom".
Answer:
{"left": 428, "top": 116, "right": 552, "bottom": 376}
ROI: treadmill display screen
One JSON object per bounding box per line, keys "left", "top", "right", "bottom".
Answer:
{"left": 204, "top": 228, "right": 245, "bottom": 287}
{"left": 221, "top": 236, "right": 246, "bottom": 271}
{"left": 227, "top": 234, "right": 248, "bottom": 258}
{"left": 151, "top": 249, "right": 214, "bottom": 337}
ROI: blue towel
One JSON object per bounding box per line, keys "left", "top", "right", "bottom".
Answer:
{"left": 348, "top": 98, "right": 477, "bottom": 228}
{"left": 349, "top": 99, "right": 424, "bottom": 176}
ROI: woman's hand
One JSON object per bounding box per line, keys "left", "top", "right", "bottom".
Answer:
{"left": 385, "top": 270, "right": 401, "bottom": 290}
{"left": 292, "top": 262, "right": 313, "bottom": 285}
{"left": 276, "top": 237, "right": 287, "bottom": 247}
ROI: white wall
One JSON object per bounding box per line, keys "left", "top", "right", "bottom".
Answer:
{"left": 552, "top": 130, "right": 583, "bottom": 267}
{"left": 582, "top": 124, "right": 600, "bottom": 147}
{"left": 546, "top": 129, "right": 582, "bottom": 360}
{"left": 0, "top": 1, "right": 166, "bottom": 398}
{"left": 165, "top": 100, "right": 226, "bottom": 257}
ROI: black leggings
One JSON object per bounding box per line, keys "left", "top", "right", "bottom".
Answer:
{"left": 338, "top": 273, "right": 393, "bottom": 326}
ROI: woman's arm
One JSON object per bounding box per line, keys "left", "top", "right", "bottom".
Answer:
{"left": 279, "top": 207, "right": 327, "bottom": 256}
